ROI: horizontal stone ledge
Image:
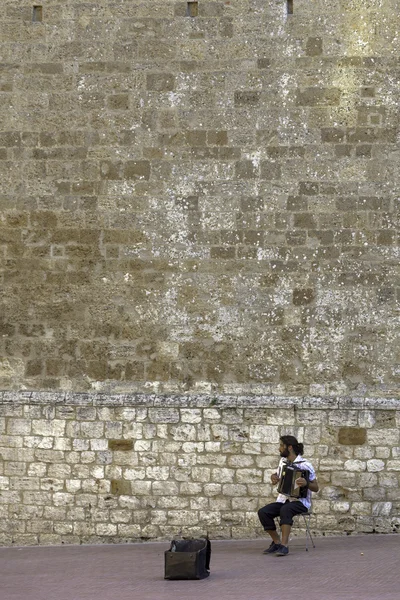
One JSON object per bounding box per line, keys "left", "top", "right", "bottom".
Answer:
{"left": 0, "top": 391, "right": 399, "bottom": 410}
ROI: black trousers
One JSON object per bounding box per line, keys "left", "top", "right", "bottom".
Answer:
{"left": 258, "top": 500, "right": 308, "bottom": 530}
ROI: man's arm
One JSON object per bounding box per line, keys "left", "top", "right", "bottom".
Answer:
{"left": 296, "top": 477, "right": 319, "bottom": 492}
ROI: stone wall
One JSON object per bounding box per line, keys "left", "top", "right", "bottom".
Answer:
{"left": 1, "top": 0, "right": 399, "bottom": 545}
{"left": 0, "top": 0, "right": 399, "bottom": 398}
{"left": 1, "top": 392, "right": 399, "bottom": 546}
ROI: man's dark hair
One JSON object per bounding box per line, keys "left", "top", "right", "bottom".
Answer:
{"left": 280, "top": 435, "right": 304, "bottom": 456}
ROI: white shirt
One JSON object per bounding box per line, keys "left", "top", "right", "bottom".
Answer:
{"left": 276, "top": 454, "right": 316, "bottom": 510}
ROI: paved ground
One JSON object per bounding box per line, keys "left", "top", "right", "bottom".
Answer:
{"left": 0, "top": 534, "right": 398, "bottom": 600}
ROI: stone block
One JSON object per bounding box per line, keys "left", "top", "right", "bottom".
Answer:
{"left": 198, "top": 509, "right": 220, "bottom": 524}
{"left": 130, "top": 480, "right": 152, "bottom": 496}
{"left": 260, "top": 161, "right": 281, "bottom": 180}
{"left": 230, "top": 455, "right": 255, "bottom": 468}
{"left": 146, "top": 73, "right": 175, "bottom": 91}
{"left": 181, "top": 409, "right": 202, "bottom": 423}
{"left": 1, "top": 435, "right": 24, "bottom": 449}
{"left": 387, "top": 461, "right": 400, "bottom": 471}
{"left": 344, "top": 460, "right": 366, "bottom": 472}
{"left": 146, "top": 467, "right": 169, "bottom": 480}
{"left": 357, "top": 411, "right": 375, "bottom": 428}
{"left": 358, "top": 472, "right": 378, "bottom": 488}
{"left": 7, "top": 419, "right": 31, "bottom": 435}
{"left": 148, "top": 409, "right": 179, "bottom": 423}
{"left": 234, "top": 91, "right": 260, "bottom": 107}
{"left": 350, "top": 447, "right": 371, "bottom": 461}
{"left": 211, "top": 468, "right": 234, "bottom": 483}
{"left": 203, "top": 484, "right": 222, "bottom": 497}
{"left": 292, "top": 288, "right": 315, "bottom": 306}
{"left": 331, "top": 472, "right": 357, "bottom": 487}
{"left": 375, "top": 411, "right": 396, "bottom": 428}
{"left": 105, "top": 423, "right": 123, "bottom": 438}
{"left": 167, "top": 510, "right": 199, "bottom": 525}
{"left": 236, "top": 469, "right": 262, "bottom": 484}
{"left": 96, "top": 523, "right": 117, "bottom": 536}
{"left": 123, "top": 423, "right": 143, "bottom": 439}
{"left": 180, "top": 482, "right": 203, "bottom": 496}
{"left": 321, "top": 128, "right": 345, "bottom": 143}
{"left": 108, "top": 439, "right": 134, "bottom": 451}
{"left": 181, "top": 442, "right": 203, "bottom": 453}
{"left": 305, "top": 37, "right": 323, "bottom": 56}
{"left": 204, "top": 441, "right": 221, "bottom": 453}
{"left": 40, "top": 479, "right": 64, "bottom": 492}
{"left": 347, "top": 128, "right": 378, "bottom": 143}
{"left": 192, "top": 467, "right": 211, "bottom": 482}
{"left": 203, "top": 408, "right": 221, "bottom": 422}
{"left": 123, "top": 468, "right": 146, "bottom": 480}
{"left": 336, "top": 516, "right": 356, "bottom": 531}
{"left": 379, "top": 473, "right": 397, "bottom": 488}
{"left": 331, "top": 501, "right": 350, "bottom": 513}
{"left": 91, "top": 440, "right": 108, "bottom": 451}
{"left": 152, "top": 482, "right": 179, "bottom": 496}
{"left": 304, "top": 427, "right": 322, "bottom": 444}
{"left": 367, "top": 459, "right": 385, "bottom": 472}
{"left": 293, "top": 213, "right": 316, "bottom": 229}
{"left": 222, "top": 484, "right": 247, "bottom": 497}
{"left": 186, "top": 130, "right": 207, "bottom": 146}
{"left": 286, "top": 196, "right": 308, "bottom": 211}
{"left": 257, "top": 58, "right": 271, "bottom": 69}
{"left": 241, "top": 443, "right": 262, "bottom": 455}
{"left": 375, "top": 447, "right": 390, "bottom": 459}
{"left": 31, "top": 420, "right": 66, "bottom": 437}
{"left": 296, "top": 87, "right": 341, "bottom": 106}
{"left": 170, "top": 424, "right": 197, "bottom": 441}
{"left": 329, "top": 411, "right": 359, "bottom": 427}
{"left": 117, "top": 524, "right": 141, "bottom": 537}
{"left": 312, "top": 500, "right": 330, "bottom": 514}
{"left": 368, "top": 429, "right": 399, "bottom": 446}
{"left": 123, "top": 161, "right": 150, "bottom": 180}
{"left": 34, "top": 450, "right": 65, "bottom": 463}
{"left": 207, "top": 130, "right": 228, "bottom": 146}
{"left": 235, "top": 160, "right": 257, "bottom": 179}
{"left": 338, "top": 427, "right": 366, "bottom": 445}
{"left": 249, "top": 425, "right": 279, "bottom": 443}
{"left": 210, "top": 246, "right": 235, "bottom": 259}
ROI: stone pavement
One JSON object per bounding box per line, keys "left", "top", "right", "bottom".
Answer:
{"left": 0, "top": 535, "right": 397, "bottom": 600}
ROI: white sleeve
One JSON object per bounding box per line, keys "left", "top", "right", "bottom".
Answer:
{"left": 307, "top": 462, "right": 316, "bottom": 481}
{"left": 277, "top": 458, "right": 285, "bottom": 478}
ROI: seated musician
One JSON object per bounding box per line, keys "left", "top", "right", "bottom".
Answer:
{"left": 257, "top": 435, "right": 319, "bottom": 557}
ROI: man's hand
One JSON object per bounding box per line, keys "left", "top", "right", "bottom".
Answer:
{"left": 271, "top": 473, "right": 279, "bottom": 485}
{"left": 295, "top": 477, "right": 308, "bottom": 488}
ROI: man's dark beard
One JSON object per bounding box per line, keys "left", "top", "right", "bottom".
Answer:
{"left": 280, "top": 448, "right": 289, "bottom": 458}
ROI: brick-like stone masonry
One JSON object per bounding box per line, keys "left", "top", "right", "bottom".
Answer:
{"left": 1, "top": 392, "right": 399, "bottom": 546}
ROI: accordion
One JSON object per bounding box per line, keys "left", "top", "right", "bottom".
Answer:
{"left": 277, "top": 461, "right": 310, "bottom": 499}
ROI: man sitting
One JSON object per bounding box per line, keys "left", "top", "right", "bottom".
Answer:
{"left": 258, "top": 435, "right": 319, "bottom": 556}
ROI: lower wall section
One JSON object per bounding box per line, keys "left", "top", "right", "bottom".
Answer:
{"left": 0, "top": 392, "right": 399, "bottom": 546}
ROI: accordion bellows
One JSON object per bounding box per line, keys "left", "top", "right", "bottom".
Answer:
{"left": 164, "top": 538, "right": 211, "bottom": 580}
{"left": 277, "top": 462, "right": 310, "bottom": 498}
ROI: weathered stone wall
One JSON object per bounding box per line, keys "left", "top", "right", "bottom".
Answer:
{"left": 0, "top": 0, "right": 399, "bottom": 545}
{"left": 1, "top": 392, "right": 399, "bottom": 546}
{"left": 0, "top": 0, "right": 399, "bottom": 397}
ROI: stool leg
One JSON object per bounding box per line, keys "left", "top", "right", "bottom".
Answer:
{"left": 303, "top": 514, "right": 316, "bottom": 550}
